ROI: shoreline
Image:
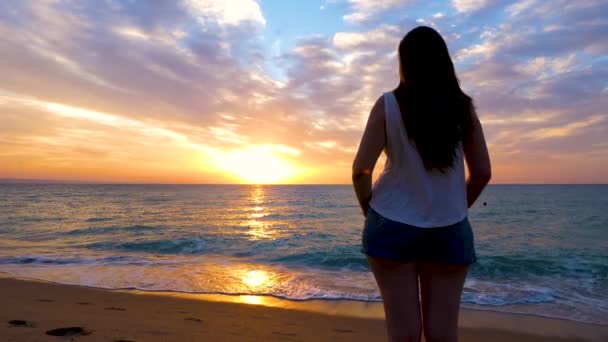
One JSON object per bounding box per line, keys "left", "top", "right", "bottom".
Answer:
{"left": 1, "top": 271, "right": 605, "bottom": 326}
{"left": 1, "top": 274, "right": 607, "bottom": 341}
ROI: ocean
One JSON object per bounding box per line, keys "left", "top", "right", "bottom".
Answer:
{"left": 0, "top": 184, "right": 606, "bottom": 325}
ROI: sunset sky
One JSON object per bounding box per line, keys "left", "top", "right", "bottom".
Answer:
{"left": 1, "top": 0, "right": 606, "bottom": 184}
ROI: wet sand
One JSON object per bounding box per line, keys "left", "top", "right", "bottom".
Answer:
{"left": 1, "top": 276, "right": 606, "bottom": 341}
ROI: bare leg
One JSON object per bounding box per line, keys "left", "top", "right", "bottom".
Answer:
{"left": 368, "top": 256, "right": 422, "bottom": 342}
{"left": 419, "top": 262, "right": 469, "bottom": 342}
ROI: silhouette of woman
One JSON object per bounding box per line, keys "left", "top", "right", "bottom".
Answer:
{"left": 352, "top": 26, "right": 491, "bottom": 342}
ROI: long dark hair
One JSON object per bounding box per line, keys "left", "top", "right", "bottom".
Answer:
{"left": 394, "top": 26, "right": 473, "bottom": 173}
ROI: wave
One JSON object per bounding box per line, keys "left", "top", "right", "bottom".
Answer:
{"left": 19, "top": 216, "right": 66, "bottom": 222}
{"left": 259, "top": 212, "right": 330, "bottom": 220}
{"left": 0, "top": 255, "right": 144, "bottom": 265}
{"left": 462, "top": 279, "right": 557, "bottom": 306}
{"left": 84, "top": 217, "right": 114, "bottom": 223}
{"left": 85, "top": 238, "right": 208, "bottom": 254}
{"left": 73, "top": 234, "right": 608, "bottom": 282}
{"left": 267, "top": 249, "right": 368, "bottom": 270}
{"left": 470, "top": 254, "right": 608, "bottom": 279}
{"left": 64, "top": 225, "right": 162, "bottom": 236}
{"left": 142, "top": 197, "right": 173, "bottom": 204}
{"left": 81, "top": 232, "right": 338, "bottom": 256}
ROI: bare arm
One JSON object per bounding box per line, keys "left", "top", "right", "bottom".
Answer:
{"left": 352, "top": 96, "right": 385, "bottom": 217}
{"left": 464, "top": 108, "right": 492, "bottom": 207}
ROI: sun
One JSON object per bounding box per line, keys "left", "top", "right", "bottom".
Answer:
{"left": 213, "top": 146, "right": 301, "bottom": 184}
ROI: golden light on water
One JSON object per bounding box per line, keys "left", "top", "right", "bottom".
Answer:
{"left": 241, "top": 270, "right": 270, "bottom": 288}
{"left": 250, "top": 186, "right": 264, "bottom": 204}
{"left": 244, "top": 220, "right": 276, "bottom": 240}
{"left": 243, "top": 186, "right": 280, "bottom": 241}
{"left": 239, "top": 295, "right": 264, "bottom": 305}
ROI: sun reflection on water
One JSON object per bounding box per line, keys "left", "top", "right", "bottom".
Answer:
{"left": 243, "top": 186, "right": 279, "bottom": 241}
{"left": 241, "top": 270, "right": 270, "bottom": 288}
{"left": 239, "top": 295, "right": 264, "bottom": 305}
{"left": 250, "top": 185, "right": 264, "bottom": 204}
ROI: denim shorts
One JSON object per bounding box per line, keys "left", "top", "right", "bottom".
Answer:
{"left": 361, "top": 207, "right": 477, "bottom": 264}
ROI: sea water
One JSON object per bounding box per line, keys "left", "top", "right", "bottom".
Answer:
{"left": 0, "top": 184, "right": 606, "bottom": 325}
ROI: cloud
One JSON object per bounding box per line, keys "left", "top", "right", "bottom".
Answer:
{"left": 343, "top": 0, "right": 412, "bottom": 24}
{"left": 333, "top": 25, "right": 401, "bottom": 50}
{"left": 184, "top": 0, "right": 266, "bottom": 26}
{"left": 515, "top": 54, "right": 578, "bottom": 80}
{"left": 506, "top": 0, "right": 537, "bottom": 16}
{"left": 0, "top": 0, "right": 606, "bottom": 183}
{"left": 528, "top": 116, "right": 605, "bottom": 140}
{"left": 451, "top": 0, "right": 490, "bottom": 13}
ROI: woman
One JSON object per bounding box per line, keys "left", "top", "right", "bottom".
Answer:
{"left": 352, "top": 26, "right": 491, "bottom": 342}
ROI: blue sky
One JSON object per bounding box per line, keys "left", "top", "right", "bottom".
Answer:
{"left": 258, "top": 1, "right": 349, "bottom": 80}
{"left": 0, "top": 0, "right": 606, "bottom": 183}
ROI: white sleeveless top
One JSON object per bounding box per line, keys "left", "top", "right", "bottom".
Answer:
{"left": 369, "top": 91, "right": 468, "bottom": 228}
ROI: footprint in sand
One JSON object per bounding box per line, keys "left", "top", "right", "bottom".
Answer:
{"left": 144, "top": 330, "right": 170, "bottom": 336}
{"left": 271, "top": 331, "right": 297, "bottom": 337}
{"left": 8, "top": 320, "right": 35, "bottom": 328}
{"left": 104, "top": 306, "right": 126, "bottom": 311}
{"left": 184, "top": 317, "right": 203, "bottom": 323}
{"left": 46, "top": 327, "right": 92, "bottom": 337}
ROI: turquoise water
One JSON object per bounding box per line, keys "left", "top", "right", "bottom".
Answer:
{"left": 0, "top": 184, "right": 606, "bottom": 324}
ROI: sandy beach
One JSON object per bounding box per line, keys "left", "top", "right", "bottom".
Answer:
{"left": 1, "top": 275, "right": 606, "bottom": 342}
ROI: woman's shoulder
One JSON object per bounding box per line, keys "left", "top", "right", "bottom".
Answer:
{"left": 368, "top": 95, "right": 386, "bottom": 123}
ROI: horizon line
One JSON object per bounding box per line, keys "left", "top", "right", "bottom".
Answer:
{"left": 0, "top": 178, "right": 607, "bottom": 186}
